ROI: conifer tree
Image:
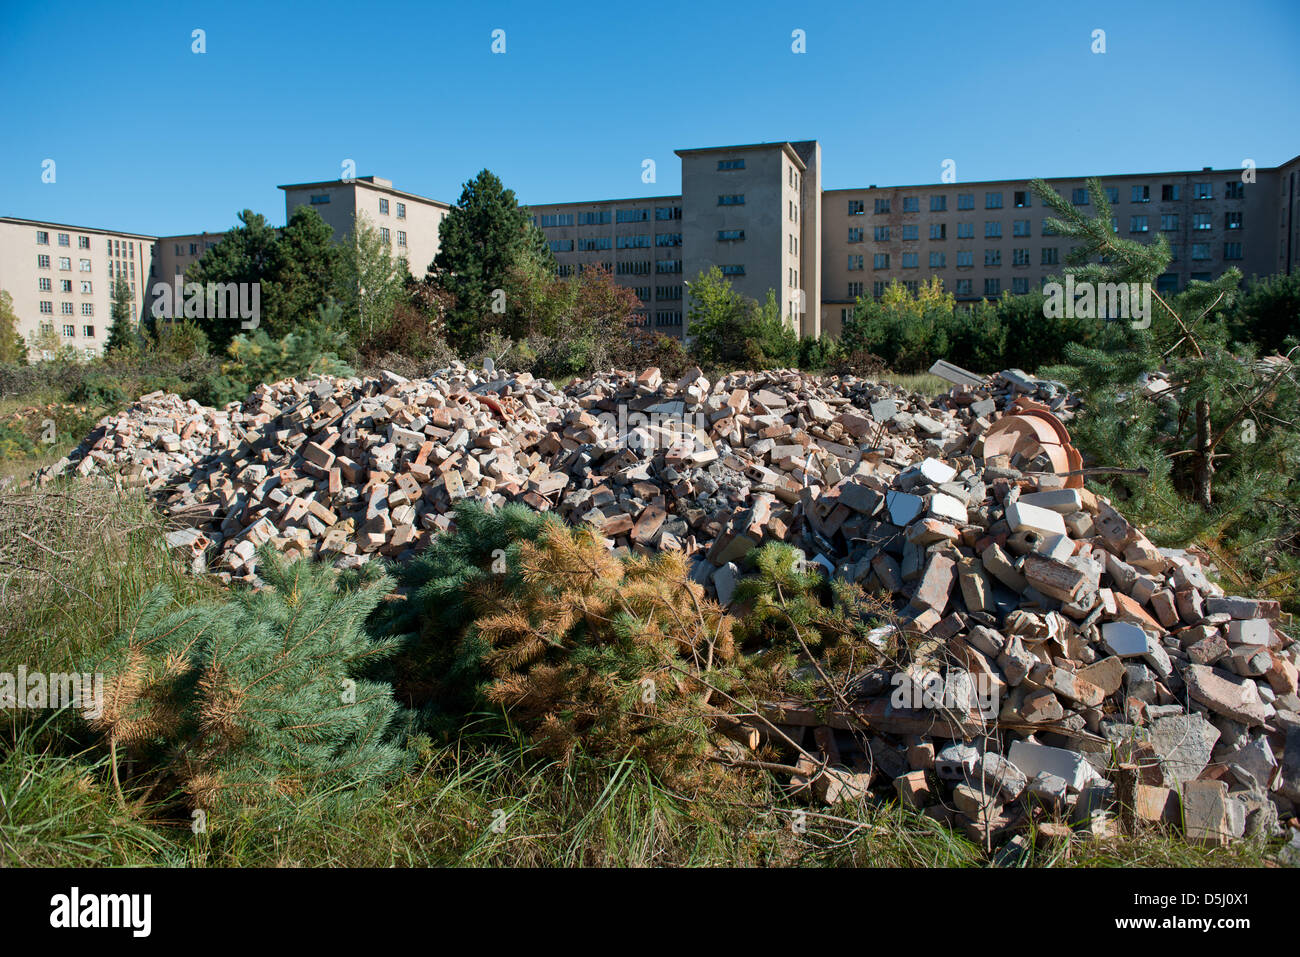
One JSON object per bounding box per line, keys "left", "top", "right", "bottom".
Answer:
{"left": 87, "top": 548, "right": 406, "bottom": 822}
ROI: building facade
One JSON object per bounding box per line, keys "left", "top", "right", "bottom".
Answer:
{"left": 279, "top": 175, "right": 450, "bottom": 279}
{"left": 0, "top": 217, "right": 157, "bottom": 359}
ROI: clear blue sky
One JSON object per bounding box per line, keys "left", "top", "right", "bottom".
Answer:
{"left": 2, "top": 0, "right": 1297, "bottom": 237}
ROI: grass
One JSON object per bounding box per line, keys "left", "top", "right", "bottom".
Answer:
{"left": 878, "top": 371, "right": 951, "bottom": 398}
{"left": 0, "top": 481, "right": 1287, "bottom": 868}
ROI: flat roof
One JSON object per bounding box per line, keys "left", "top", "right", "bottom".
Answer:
{"left": 675, "top": 141, "right": 808, "bottom": 171}
{"left": 277, "top": 177, "right": 450, "bottom": 208}
{"left": 525, "top": 195, "right": 681, "bottom": 209}
{"left": 0, "top": 216, "right": 157, "bottom": 241}
{"left": 822, "top": 154, "right": 1300, "bottom": 194}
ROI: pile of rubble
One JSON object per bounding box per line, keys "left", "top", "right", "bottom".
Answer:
{"left": 43, "top": 361, "right": 1298, "bottom": 853}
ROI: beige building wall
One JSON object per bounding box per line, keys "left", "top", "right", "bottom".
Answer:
{"left": 526, "top": 195, "right": 685, "bottom": 331}
{"left": 280, "top": 176, "right": 449, "bottom": 281}
{"left": 151, "top": 231, "right": 225, "bottom": 290}
{"left": 820, "top": 162, "right": 1296, "bottom": 338}
{"left": 0, "top": 217, "right": 155, "bottom": 358}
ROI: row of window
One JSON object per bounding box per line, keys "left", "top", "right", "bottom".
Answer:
{"left": 38, "top": 301, "right": 95, "bottom": 316}
{"left": 843, "top": 270, "right": 1221, "bottom": 309}
{"left": 848, "top": 210, "right": 1243, "bottom": 245}
{"left": 37, "top": 231, "right": 142, "bottom": 258}
{"left": 853, "top": 242, "right": 1242, "bottom": 271}
{"left": 848, "top": 180, "right": 1244, "bottom": 216}
{"left": 536, "top": 207, "right": 682, "bottom": 228}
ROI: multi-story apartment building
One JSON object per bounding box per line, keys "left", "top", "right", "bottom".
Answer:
{"left": 3, "top": 146, "right": 1297, "bottom": 357}
{"left": 530, "top": 142, "right": 1300, "bottom": 340}
{"left": 0, "top": 217, "right": 157, "bottom": 359}
{"left": 279, "top": 175, "right": 449, "bottom": 278}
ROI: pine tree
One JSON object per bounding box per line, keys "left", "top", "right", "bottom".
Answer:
{"left": 104, "top": 277, "right": 140, "bottom": 353}
{"left": 0, "top": 290, "right": 28, "bottom": 364}
{"left": 86, "top": 548, "right": 406, "bottom": 822}
{"left": 430, "top": 170, "right": 554, "bottom": 351}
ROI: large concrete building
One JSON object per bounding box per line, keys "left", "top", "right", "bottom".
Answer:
{"left": 3, "top": 142, "right": 1297, "bottom": 356}
{"left": 529, "top": 142, "right": 1300, "bottom": 339}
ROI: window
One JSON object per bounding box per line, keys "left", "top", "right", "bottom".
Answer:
{"left": 61, "top": 303, "right": 74, "bottom": 315}
{"left": 1042, "top": 220, "right": 1058, "bottom": 236}
{"left": 872, "top": 254, "right": 890, "bottom": 269}
{"left": 985, "top": 192, "right": 1003, "bottom": 209}
{"left": 930, "top": 223, "right": 946, "bottom": 240}
{"left": 957, "top": 223, "right": 974, "bottom": 239}
{"left": 79, "top": 258, "right": 91, "bottom": 271}
{"left": 985, "top": 249, "right": 1001, "bottom": 266}
{"left": 189, "top": 243, "right": 197, "bottom": 255}
{"left": 717, "top": 158, "right": 745, "bottom": 171}
{"left": 36, "top": 230, "right": 49, "bottom": 245}
{"left": 655, "top": 233, "right": 681, "bottom": 247}
{"left": 929, "top": 252, "right": 946, "bottom": 268}
{"left": 984, "top": 278, "right": 1001, "bottom": 296}
{"left": 956, "top": 250, "right": 974, "bottom": 267}
{"left": 1157, "top": 274, "right": 1179, "bottom": 294}
{"left": 39, "top": 301, "right": 53, "bottom": 314}
{"left": 1161, "top": 214, "right": 1179, "bottom": 231}
{"left": 931, "top": 195, "right": 947, "bottom": 212}
{"left": 58, "top": 257, "right": 71, "bottom": 270}
{"left": 848, "top": 199, "right": 865, "bottom": 215}
{"left": 548, "top": 239, "right": 573, "bottom": 252}
{"left": 903, "top": 197, "right": 919, "bottom": 213}
{"left": 1224, "top": 181, "right": 1245, "bottom": 199}
{"left": 1012, "top": 248, "right": 1030, "bottom": 265}
{"left": 1071, "top": 188, "right": 1090, "bottom": 206}
{"left": 716, "top": 229, "right": 745, "bottom": 241}
{"left": 379, "top": 227, "right": 390, "bottom": 244}
{"left": 1012, "top": 278, "right": 1030, "bottom": 295}
{"left": 1191, "top": 243, "right": 1211, "bottom": 260}
{"left": 872, "top": 281, "right": 887, "bottom": 296}
{"left": 874, "top": 226, "right": 890, "bottom": 241}
{"left": 379, "top": 199, "right": 390, "bottom": 215}
{"left": 901, "top": 252, "right": 918, "bottom": 268}
{"left": 78, "top": 236, "right": 90, "bottom": 249}
{"left": 616, "top": 261, "right": 650, "bottom": 276}
{"left": 81, "top": 303, "right": 94, "bottom": 316}
{"left": 577, "top": 237, "right": 611, "bottom": 251}
{"left": 1224, "top": 242, "right": 1243, "bottom": 260}
{"left": 717, "top": 194, "right": 744, "bottom": 206}
{"left": 80, "top": 281, "right": 92, "bottom": 293}
{"left": 310, "top": 194, "right": 330, "bottom": 204}
{"left": 874, "top": 198, "right": 891, "bottom": 214}
{"left": 397, "top": 230, "right": 407, "bottom": 247}
{"left": 848, "top": 255, "right": 864, "bottom": 271}
{"left": 555, "top": 264, "right": 573, "bottom": 277}
{"left": 1190, "top": 272, "right": 1212, "bottom": 282}
{"left": 1042, "top": 248, "right": 1059, "bottom": 265}
{"left": 957, "top": 194, "right": 974, "bottom": 210}
{"left": 1014, "top": 191, "right": 1031, "bottom": 208}
{"left": 1194, "top": 183, "right": 1213, "bottom": 200}
{"left": 396, "top": 203, "right": 406, "bottom": 219}
{"left": 656, "top": 260, "right": 682, "bottom": 273}
{"left": 1130, "top": 215, "right": 1149, "bottom": 233}
{"left": 83, "top": 325, "right": 96, "bottom": 338}
{"left": 654, "top": 311, "right": 682, "bottom": 327}
{"left": 655, "top": 285, "right": 682, "bottom": 300}
{"left": 1111, "top": 217, "right": 1119, "bottom": 234}
{"left": 1169, "top": 244, "right": 1180, "bottom": 262}
{"left": 901, "top": 225, "right": 918, "bottom": 241}
{"left": 39, "top": 277, "right": 51, "bottom": 291}
{"left": 57, "top": 233, "right": 70, "bottom": 246}
{"left": 955, "top": 279, "right": 972, "bottom": 296}
{"left": 63, "top": 324, "right": 75, "bottom": 338}
{"left": 720, "top": 264, "right": 745, "bottom": 276}
{"left": 1162, "top": 184, "right": 1181, "bottom": 202}
{"left": 1105, "top": 187, "right": 1119, "bottom": 204}
{"left": 1132, "top": 185, "right": 1150, "bottom": 203}
{"left": 985, "top": 221, "right": 1002, "bottom": 238}
{"left": 1013, "top": 219, "right": 1031, "bottom": 237}
{"left": 616, "top": 235, "right": 651, "bottom": 249}
{"left": 60, "top": 280, "right": 71, "bottom": 292}
{"left": 1225, "top": 211, "right": 1242, "bottom": 230}
{"left": 848, "top": 227, "right": 863, "bottom": 242}
{"left": 1193, "top": 213, "right": 1212, "bottom": 231}
{"left": 655, "top": 206, "right": 681, "bottom": 221}
{"left": 617, "top": 209, "right": 650, "bottom": 223}
{"left": 847, "top": 282, "right": 863, "bottom": 297}
{"left": 539, "top": 213, "right": 575, "bottom": 227}
{"left": 578, "top": 211, "right": 611, "bottom": 225}
{"left": 903, "top": 280, "right": 919, "bottom": 294}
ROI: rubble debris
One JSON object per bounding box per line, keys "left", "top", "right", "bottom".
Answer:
{"left": 42, "top": 362, "right": 1298, "bottom": 855}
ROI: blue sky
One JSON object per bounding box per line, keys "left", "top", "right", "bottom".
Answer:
{"left": 2, "top": 0, "right": 1297, "bottom": 237}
